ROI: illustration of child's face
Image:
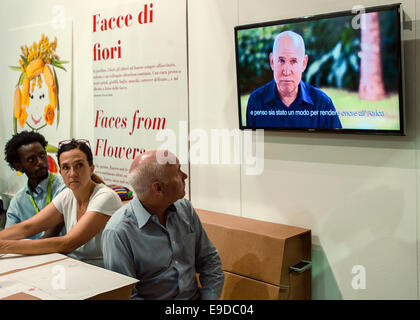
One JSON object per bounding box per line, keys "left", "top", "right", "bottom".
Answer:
{"left": 27, "top": 74, "right": 52, "bottom": 129}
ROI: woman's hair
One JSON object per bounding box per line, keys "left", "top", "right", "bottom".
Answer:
{"left": 91, "top": 173, "right": 105, "bottom": 184}
{"left": 57, "top": 139, "right": 93, "bottom": 166}
{"left": 57, "top": 139, "right": 105, "bottom": 184}
{"left": 4, "top": 130, "right": 48, "bottom": 170}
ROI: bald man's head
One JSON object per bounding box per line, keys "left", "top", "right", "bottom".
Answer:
{"left": 127, "top": 150, "right": 182, "bottom": 200}
{"left": 272, "top": 31, "right": 306, "bottom": 58}
{"left": 129, "top": 150, "right": 156, "bottom": 174}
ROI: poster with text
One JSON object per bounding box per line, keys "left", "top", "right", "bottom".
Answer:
{"left": 92, "top": 0, "right": 188, "bottom": 187}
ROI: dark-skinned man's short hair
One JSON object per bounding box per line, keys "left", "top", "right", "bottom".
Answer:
{"left": 4, "top": 131, "right": 48, "bottom": 170}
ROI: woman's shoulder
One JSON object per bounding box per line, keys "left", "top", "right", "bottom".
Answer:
{"left": 92, "top": 183, "right": 120, "bottom": 198}
{"left": 89, "top": 184, "right": 122, "bottom": 208}
{"left": 52, "top": 186, "right": 73, "bottom": 202}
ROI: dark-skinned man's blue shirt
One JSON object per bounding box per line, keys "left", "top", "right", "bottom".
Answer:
{"left": 246, "top": 80, "right": 342, "bottom": 129}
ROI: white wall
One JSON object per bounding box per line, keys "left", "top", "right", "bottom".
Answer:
{"left": 188, "top": 0, "right": 419, "bottom": 299}
{"left": 0, "top": 0, "right": 418, "bottom": 299}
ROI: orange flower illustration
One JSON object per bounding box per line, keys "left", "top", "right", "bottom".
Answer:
{"left": 17, "top": 106, "right": 27, "bottom": 128}
{"left": 14, "top": 87, "right": 22, "bottom": 118}
{"left": 22, "top": 77, "right": 30, "bottom": 107}
{"left": 47, "top": 155, "right": 58, "bottom": 173}
{"left": 49, "top": 85, "right": 57, "bottom": 110}
{"left": 44, "top": 104, "right": 55, "bottom": 125}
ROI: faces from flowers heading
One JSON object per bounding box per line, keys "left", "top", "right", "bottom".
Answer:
{"left": 11, "top": 34, "right": 68, "bottom": 132}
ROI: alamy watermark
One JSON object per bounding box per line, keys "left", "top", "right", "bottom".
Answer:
{"left": 351, "top": 265, "right": 366, "bottom": 290}
{"left": 155, "top": 121, "right": 265, "bottom": 175}
{"left": 51, "top": 265, "right": 66, "bottom": 290}
{"left": 351, "top": 5, "right": 366, "bottom": 30}
{"left": 51, "top": 5, "right": 66, "bottom": 29}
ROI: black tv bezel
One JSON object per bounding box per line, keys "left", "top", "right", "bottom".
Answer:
{"left": 234, "top": 3, "right": 405, "bottom": 136}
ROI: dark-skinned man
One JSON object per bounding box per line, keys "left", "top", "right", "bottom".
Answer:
{"left": 4, "top": 131, "right": 66, "bottom": 239}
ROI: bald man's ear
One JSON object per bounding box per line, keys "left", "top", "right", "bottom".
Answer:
{"left": 270, "top": 52, "right": 274, "bottom": 71}
{"left": 151, "top": 181, "right": 163, "bottom": 194}
{"left": 302, "top": 54, "right": 308, "bottom": 71}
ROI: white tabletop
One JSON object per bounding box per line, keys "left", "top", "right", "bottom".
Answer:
{"left": 0, "top": 253, "right": 138, "bottom": 300}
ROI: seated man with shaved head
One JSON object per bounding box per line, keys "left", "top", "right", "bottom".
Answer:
{"left": 102, "top": 150, "right": 224, "bottom": 300}
{"left": 246, "top": 30, "right": 342, "bottom": 129}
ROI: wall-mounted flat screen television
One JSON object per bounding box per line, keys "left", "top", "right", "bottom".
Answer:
{"left": 235, "top": 3, "right": 405, "bottom": 135}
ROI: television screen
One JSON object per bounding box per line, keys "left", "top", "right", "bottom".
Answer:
{"left": 235, "top": 4, "right": 405, "bottom": 135}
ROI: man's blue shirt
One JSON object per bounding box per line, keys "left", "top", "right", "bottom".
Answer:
{"left": 102, "top": 196, "right": 224, "bottom": 300}
{"left": 246, "top": 80, "right": 342, "bottom": 129}
{"left": 5, "top": 173, "right": 66, "bottom": 239}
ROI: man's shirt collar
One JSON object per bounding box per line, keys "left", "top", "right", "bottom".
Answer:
{"left": 264, "top": 80, "right": 315, "bottom": 107}
{"left": 131, "top": 195, "right": 176, "bottom": 229}
{"left": 25, "top": 174, "right": 50, "bottom": 195}
{"left": 263, "top": 79, "right": 279, "bottom": 104}
{"left": 299, "top": 81, "right": 315, "bottom": 106}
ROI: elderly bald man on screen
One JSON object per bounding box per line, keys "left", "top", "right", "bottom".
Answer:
{"left": 246, "top": 30, "right": 342, "bottom": 129}
{"left": 102, "top": 150, "right": 224, "bottom": 300}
